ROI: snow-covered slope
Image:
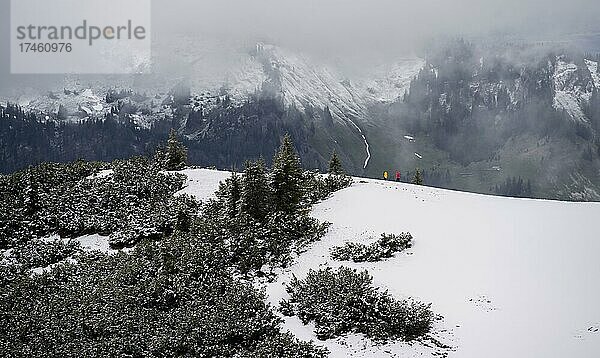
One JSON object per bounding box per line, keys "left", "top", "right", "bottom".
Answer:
{"left": 180, "top": 169, "right": 600, "bottom": 357}
{"left": 269, "top": 178, "right": 600, "bottom": 357}
{"left": 174, "top": 168, "right": 231, "bottom": 199}
{"left": 250, "top": 45, "right": 422, "bottom": 169}
{"left": 585, "top": 59, "right": 600, "bottom": 90}
{"left": 356, "top": 59, "right": 426, "bottom": 103}
{"left": 552, "top": 58, "right": 597, "bottom": 122}
{"left": 156, "top": 37, "right": 424, "bottom": 119}
{"left": 254, "top": 44, "right": 424, "bottom": 120}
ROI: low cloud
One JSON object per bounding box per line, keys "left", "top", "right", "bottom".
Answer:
{"left": 1, "top": 0, "right": 600, "bottom": 93}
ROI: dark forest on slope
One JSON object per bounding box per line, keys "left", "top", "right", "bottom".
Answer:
{"left": 0, "top": 91, "right": 362, "bottom": 175}
{"left": 368, "top": 41, "right": 600, "bottom": 200}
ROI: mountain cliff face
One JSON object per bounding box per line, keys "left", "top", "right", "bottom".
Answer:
{"left": 552, "top": 57, "right": 599, "bottom": 122}
{"left": 375, "top": 42, "right": 600, "bottom": 200}
{"left": 252, "top": 44, "right": 424, "bottom": 120}
{"left": 1, "top": 39, "right": 600, "bottom": 201}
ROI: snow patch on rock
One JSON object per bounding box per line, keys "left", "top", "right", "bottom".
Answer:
{"left": 553, "top": 90, "right": 588, "bottom": 122}
{"left": 552, "top": 59, "right": 594, "bottom": 122}
{"left": 584, "top": 59, "right": 600, "bottom": 89}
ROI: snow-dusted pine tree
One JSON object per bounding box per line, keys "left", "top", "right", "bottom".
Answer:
{"left": 328, "top": 150, "right": 344, "bottom": 175}
{"left": 165, "top": 129, "right": 188, "bottom": 171}
{"left": 240, "top": 159, "right": 272, "bottom": 222}
{"left": 226, "top": 171, "right": 242, "bottom": 219}
{"left": 271, "top": 134, "right": 303, "bottom": 214}
{"left": 412, "top": 168, "right": 424, "bottom": 185}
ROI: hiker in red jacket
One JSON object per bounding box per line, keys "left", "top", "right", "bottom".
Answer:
{"left": 395, "top": 170, "right": 401, "bottom": 182}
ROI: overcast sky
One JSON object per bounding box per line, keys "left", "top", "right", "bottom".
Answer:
{"left": 153, "top": 0, "right": 600, "bottom": 51}
{"left": 1, "top": 0, "right": 600, "bottom": 93}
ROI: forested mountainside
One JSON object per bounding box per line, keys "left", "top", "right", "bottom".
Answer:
{"left": 367, "top": 41, "right": 600, "bottom": 200}
{"left": 0, "top": 93, "right": 363, "bottom": 175}
{"left": 2, "top": 40, "right": 600, "bottom": 200}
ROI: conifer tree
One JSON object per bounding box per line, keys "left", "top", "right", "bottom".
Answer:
{"left": 226, "top": 171, "right": 242, "bottom": 219}
{"left": 23, "top": 167, "right": 40, "bottom": 216}
{"left": 240, "top": 159, "right": 271, "bottom": 222}
{"left": 328, "top": 150, "right": 344, "bottom": 175}
{"left": 175, "top": 208, "right": 192, "bottom": 232}
{"left": 412, "top": 168, "right": 424, "bottom": 185}
{"left": 153, "top": 144, "right": 167, "bottom": 169}
{"left": 165, "top": 129, "right": 188, "bottom": 171}
{"left": 271, "top": 134, "right": 304, "bottom": 214}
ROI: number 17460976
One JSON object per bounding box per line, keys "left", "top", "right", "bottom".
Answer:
{"left": 18, "top": 42, "right": 72, "bottom": 53}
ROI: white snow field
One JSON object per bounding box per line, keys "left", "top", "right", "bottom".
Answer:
{"left": 174, "top": 168, "right": 231, "bottom": 199}
{"left": 181, "top": 169, "right": 600, "bottom": 357}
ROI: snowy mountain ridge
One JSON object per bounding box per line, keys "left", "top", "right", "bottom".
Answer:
{"left": 253, "top": 44, "right": 424, "bottom": 121}
{"left": 1, "top": 40, "right": 424, "bottom": 130}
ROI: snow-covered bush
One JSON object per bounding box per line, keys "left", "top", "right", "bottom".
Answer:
{"left": 281, "top": 266, "right": 433, "bottom": 342}
{"left": 0, "top": 231, "right": 328, "bottom": 357}
{"left": 331, "top": 233, "right": 413, "bottom": 262}
{"left": 204, "top": 136, "right": 342, "bottom": 276}
{"left": 0, "top": 160, "right": 103, "bottom": 248}
{"left": 0, "top": 135, "right": 340, "bottom": 356}
{"left": 0, "top": 156, "right": 187, "bottom": 250}
{"left": 11, "top": 237, "right": 81, "bottom": 270}
{"left": 108, "top": 195, "right": 200, "bottom": 248}
{"left": 303, "top": 171, "right": 353, "bottom": 205}
{"left": 209, "top": 164, "right": 332, "bottom": 276}
{"left": 208, "top": 205, "right": 330, "bottom": 276}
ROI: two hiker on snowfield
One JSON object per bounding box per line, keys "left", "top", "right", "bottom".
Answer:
{"left": 383, "top": 171, "right": 401, "bottom": 182}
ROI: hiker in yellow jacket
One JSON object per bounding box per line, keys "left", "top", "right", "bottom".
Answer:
{"left": 383, "top": 171, "right": 388, "bottom": 180}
